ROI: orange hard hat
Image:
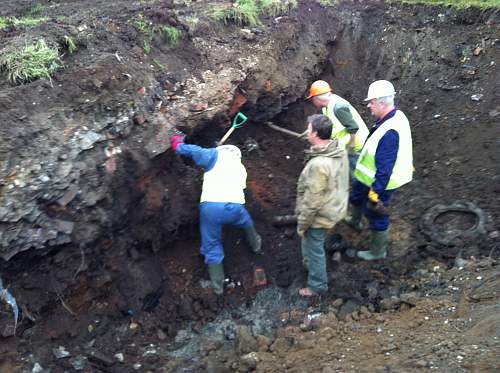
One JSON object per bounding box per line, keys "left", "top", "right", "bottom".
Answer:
{"left": 306, "top": 80, "right": 332, "bottom": 99}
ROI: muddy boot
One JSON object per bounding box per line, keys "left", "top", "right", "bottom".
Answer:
{"left": 344, "top": 205, "right": 364, "bottom": 233}
{"left": 357, "top": 230, "right": 389, "bottom": 261}
{"left": 244, "top": 225, "right": 262, "bottom": 254}
{"left": 207, "top": 263, "right": 225, "bottom": 295}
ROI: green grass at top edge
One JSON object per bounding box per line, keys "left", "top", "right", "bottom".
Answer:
{"left": 208, "top": 0, "right": 260, "bottom": 27}
{"left": 393, "top": 0, "right": 500, "bottom": 9}
{"left": 25, "top": 4, "right": 46, "bottom": 17}
{"left": 0, "top": 16, "right": 49, "bottom": 29}
{"left": 259, "top": 0, "right": 298, "bottom": 17}
{"left": 0, "top": 39, "right": 62, "bottom": 84}
{"left": 209, "top": 0, "right": 299, "bottom": 27}
{"left": 163, "top": 25, "right": 182, "bottom": 45}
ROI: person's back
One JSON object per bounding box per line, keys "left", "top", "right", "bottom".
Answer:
{"left": 296, "top": 139, "right": 349, "bottom": 229}
{"left": 201, "top": 145, "right": 247, "bottom": 204}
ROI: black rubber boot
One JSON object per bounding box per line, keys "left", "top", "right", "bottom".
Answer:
{"left": 344, "top": 205, "right": 364, "bottom": 233}
{"left": 207, "top": 263, "right": 224, "bottom": 295}
{"left": 357, "top": 230, "right": 389, "bottom": 260}
{"left": 244, "top": 225, "right": 262, "bottom": 254}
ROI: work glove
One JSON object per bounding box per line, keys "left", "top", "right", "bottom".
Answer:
{"left": 170, "top": 134, "right": 185, "bottom": 152}
{"left": 368, "top": 189, "right": 379, "bottom": 203}
{"left": 367, "top": 189, "right": 389, "bottom": 215}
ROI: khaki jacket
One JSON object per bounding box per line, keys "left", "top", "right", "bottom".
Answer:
{"left": 295, "top": 140, "right": 349, "bottom": 232}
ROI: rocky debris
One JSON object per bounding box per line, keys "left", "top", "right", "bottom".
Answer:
{"left": 238, "top": 351, "right": 259, "bottom": 371}
{"left": 31, "top": 363, "right": 48, "bottom": 373}
{"left": 235, "top": 325, "right": 258, "bottom": 354}
{"left": 145, "top": 115, "right": 174, "bottom": 159}
{"left": 88, "top": 350, "right": 114, "bottom": 367}
{"left": 269, "top": 337, "right": 293, "bottom": 353}
{"left": 52, "top": 346, "right": 71, "bottom": 359}
{"left": 400, "top": 292, "right": 420, "bottom": 306}
{"left": 69, "top": 356, "right": 87, "bottom": 370}
{"left": 79, "top": 131, "right": 105, "bottom": 151}
{"left": 255, "top": 334, "right": 272, "bottom": 352}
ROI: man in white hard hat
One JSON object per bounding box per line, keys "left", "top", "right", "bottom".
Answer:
{"left": 345, "top": 80, "right": 413, "bottom": 260}
{"left": 307, "top": 80, "right": 369, "bottom": 177}
{"left": 170, "top": 134, "right": 262, "bottom": 294}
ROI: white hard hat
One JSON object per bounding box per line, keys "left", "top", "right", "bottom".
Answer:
{"left": 364, "top": 80, "right": 396, "bottom": 101}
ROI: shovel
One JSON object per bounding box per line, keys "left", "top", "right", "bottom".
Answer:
{"left": 265, "top": 122, "right": 305, "bottom": 139}
{"left": 218, "top": 112, "right": 248, "bottom": 145}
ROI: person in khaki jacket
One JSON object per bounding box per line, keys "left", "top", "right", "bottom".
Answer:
{"left": 296, "top": 114, "right": 349, "bottom": 297}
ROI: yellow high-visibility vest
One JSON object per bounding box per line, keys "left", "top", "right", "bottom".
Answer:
{"left": 322, "top": 94, "right": 369, "bottom": 152}
{"left": 354, "top": 110, "right": 413, "bottom": 190}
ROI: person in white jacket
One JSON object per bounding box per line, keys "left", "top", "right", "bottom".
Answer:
{"left": 170, "top": 134, "right": 262, "bottom": 294}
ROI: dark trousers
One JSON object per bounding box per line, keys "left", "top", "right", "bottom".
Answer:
{"left": 350, "top": 179, "right": 394, "bottom": 231}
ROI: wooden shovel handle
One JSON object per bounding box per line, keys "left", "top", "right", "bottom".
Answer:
{"left": 218, "top": 126, "right": 236, "bottom": 145}
{"left": 266, "top": 122, "right": 303, "bottom": 138}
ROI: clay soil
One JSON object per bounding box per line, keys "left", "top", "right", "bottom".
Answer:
{"left": 0, "top": 1, "right": 499, "bottom": 372}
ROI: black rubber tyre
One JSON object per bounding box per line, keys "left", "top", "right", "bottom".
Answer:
{"left": 419, "top": 201, "right": 487, "bottom": 246}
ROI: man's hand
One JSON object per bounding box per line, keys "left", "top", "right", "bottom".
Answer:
{"left": 367, "top": 189, "right": 389, "bottom": 215}
{"left": 170, "top": 134, "right": 185, "bottom": 152}
{"left": 297, "top": 225, "right": 307, "bottom": 238}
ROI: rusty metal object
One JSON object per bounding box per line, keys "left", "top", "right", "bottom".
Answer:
{"left": 253, "top": 267, "right": 267, "bottom": 287}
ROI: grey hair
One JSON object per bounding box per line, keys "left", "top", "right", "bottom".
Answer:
{"left": 377, "top": 95, "right": 395, "bottom": 107}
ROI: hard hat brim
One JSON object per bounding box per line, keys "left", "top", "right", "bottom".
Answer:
{"left": 364, "top": 92, "right": 396, "bottom": 102}
{"left": 306, "top": 90, "right": 331, "bottom": 100}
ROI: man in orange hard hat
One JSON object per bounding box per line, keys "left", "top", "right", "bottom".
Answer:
{"left": 307, "top": 80, "right": 369, "bottom": 177}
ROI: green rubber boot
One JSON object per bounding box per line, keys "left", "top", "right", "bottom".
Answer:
{"left": 357, "top": 230, "right": 389, "bottom": 261}
{"left": 344, "top": 205, "right": 364, "bottom": 233}
{"left": 207, "top": 263, "right": 225, "bottom": 295}
{"left": 244, "top": 225, "right": 262, "bottom": 254}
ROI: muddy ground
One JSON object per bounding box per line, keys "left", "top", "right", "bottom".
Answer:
{"left": 0, "top": 0, "right": 499, "bottom": 372}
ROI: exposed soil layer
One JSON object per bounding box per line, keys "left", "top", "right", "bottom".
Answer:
{"left": 0, "top": 1, "right": 499, "bottom": 372}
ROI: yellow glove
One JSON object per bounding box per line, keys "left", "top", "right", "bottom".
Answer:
{"left": 368, "top": 189, "right": 379, "bottom": 203}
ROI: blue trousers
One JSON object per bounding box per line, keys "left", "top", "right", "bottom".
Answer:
{"left": 301, "top": 228, "right": 328, "bottom": 293}
{"left": 350, "top": 179, "right": 394, "bottom": 231}
{"left": 199, "top": 202, "right": 253, "bottom": 265}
